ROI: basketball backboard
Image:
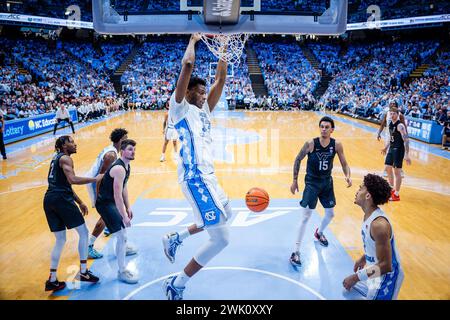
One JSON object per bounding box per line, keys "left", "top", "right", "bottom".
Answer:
{"left": 93, "top": 0, "right": 348, "bottom": 35}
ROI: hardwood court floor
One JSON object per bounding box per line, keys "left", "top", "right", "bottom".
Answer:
{"left": 0, "top": 110, "right": 449, "bottom": 299}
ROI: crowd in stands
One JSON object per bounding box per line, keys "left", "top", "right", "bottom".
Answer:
{"left": 2, "top": 0, "right": 93, "bottom": 21}
{"left": 0, "top": 38, "right": 122, "bottom": 121}
{"left": 121, "top": 38, "right": 255, "bottom": 110}
{"left": 307, "top": 43, "right": 341, "bottom": 75}
{"left": 121, "top": 40, "right": 184, "bottom": 110}
{"left": 146, "top": 0, "right": 180, "bottom": 12}
{"left": 401, "top": 50, "right": 449, "bottom": 122}
{"left": 1, "top": 34, "right": 448, "bottom": 139}
{"left": 253, "top": 41, "right": 319, "bottom": 110}
{"left": 63, "top": 41, "right": 133, "bottom": 75}
{"left": 195, "top": 41, "right": 255, "bottom": 109}
{"left": 319, "top": 41, "right": 443, "bottom": 119}
{"left": 112, "top": 0, "right": 143, "bottom": 13}
{"left": 349, "top": 0, "right": 450, "bottom": 22}
{"left": 257, "top": 0, "right": 328, "bottom": 13}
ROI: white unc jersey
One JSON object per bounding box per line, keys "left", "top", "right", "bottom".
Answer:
{"left": 358, "top": 208, "right": 404, "bottom": 300}
{"left": 86, "top": 145, "right": 118, "bottom": 207}
{"left": 169, "top": 93, "right": 214, "bottom": 183}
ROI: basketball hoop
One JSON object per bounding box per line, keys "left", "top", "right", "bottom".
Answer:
{"left": 200, "top": 33, "right": 250, "bottom": 66}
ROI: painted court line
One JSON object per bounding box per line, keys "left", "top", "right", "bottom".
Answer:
{"left": 154, "top": 207, "right": 299, "bottom": 211}
{"left": 123, "top": 266, "right": 326, "bottom": 300}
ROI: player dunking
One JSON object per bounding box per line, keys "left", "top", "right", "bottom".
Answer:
{"left": 343, "top": 173, "right": 404, "bottom": 300}
{"left": 290, "top": 116, "right": 352, "bottom": 266}
{"left": 160, "top": 107, "right": 178, "bottom": 162}
{"left": 43, "top": 136, "right": 102, "bottom": 291}
{"left": 161, "top": 33, "right": 232, "bottom": 300}
{"left": 86, "top": 128, "right": 137, "bottom": 259}
{"left": 381, "top": 107, "right": 411, "bottom": 201}
{"left": 95, "top": 139, "right": 138, "bottom": 284}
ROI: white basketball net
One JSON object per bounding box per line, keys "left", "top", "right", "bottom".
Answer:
{"left": 200, "top": 33, "right": 250, "bottom": 66}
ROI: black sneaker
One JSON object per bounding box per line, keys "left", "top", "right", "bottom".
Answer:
{"left": 314, "top": 229, "right": 329, "bottom": 247}
{"left": 45, "top": 279, "right": 66, "bottom": 292}
{"left": 78, "top": 270, "right": 100, "bottom": 283}
{"left": 290, "top": 252, "right": 302, "bottom": 267}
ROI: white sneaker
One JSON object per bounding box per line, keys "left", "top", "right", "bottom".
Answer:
{"left": 118, "top": 269, "right": 139, "bottom": 284}
{"left": 160, "top": 154, "right": 166, "bottom": 162}
{"left": 126, "top": 244, "right": 138, "bottom": 256}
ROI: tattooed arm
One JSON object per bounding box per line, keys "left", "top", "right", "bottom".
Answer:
{"left": 398, "top": 123, "right": 411, "bottom": 165}
{"left": 290, "top": 141, "right": 313, "bottom": 194}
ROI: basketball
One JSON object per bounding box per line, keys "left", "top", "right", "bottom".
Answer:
{"left": 245, "top": 187, "right": 270, "bottom": 212}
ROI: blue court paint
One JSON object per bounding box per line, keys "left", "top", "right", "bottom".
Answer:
{"left": 321, "top": 112, "right": 450, "bottom": 160}
{"left": 64, "top": 198, "right": 358, "bottom": 300}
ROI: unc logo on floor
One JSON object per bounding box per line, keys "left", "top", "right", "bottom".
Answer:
{"left": 133, "top": 200, "right": 297, "bottom": 228}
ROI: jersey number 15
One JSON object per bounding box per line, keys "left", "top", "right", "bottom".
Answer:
{"left": 319, "top": 160, "right": 329, "bottom": 171}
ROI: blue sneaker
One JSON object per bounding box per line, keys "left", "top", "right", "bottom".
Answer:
{"left": 103, "top": 227, "right": 111, "bottom": 237}
{"left": 162, "top": 232, "right": 182, "bottom": 263}
{"left": 163, "top": 276, "right": 184, "bottom": 300}
{"left": 88, "top": 245, "right": 103, "bottom": 259}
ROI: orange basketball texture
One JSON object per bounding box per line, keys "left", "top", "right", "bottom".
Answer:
{"left": 245, "top": 187, "right": 270, "bottom": 212}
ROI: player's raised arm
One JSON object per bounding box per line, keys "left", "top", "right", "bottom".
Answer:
{"left": 174, "top": 33, "right": 202, "bottom": 104}
{"left": 336, "top": 141, "right": 352, "bottom": 187}
{"left": 207, "top": 48, "right": 228, "bottom": 112}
